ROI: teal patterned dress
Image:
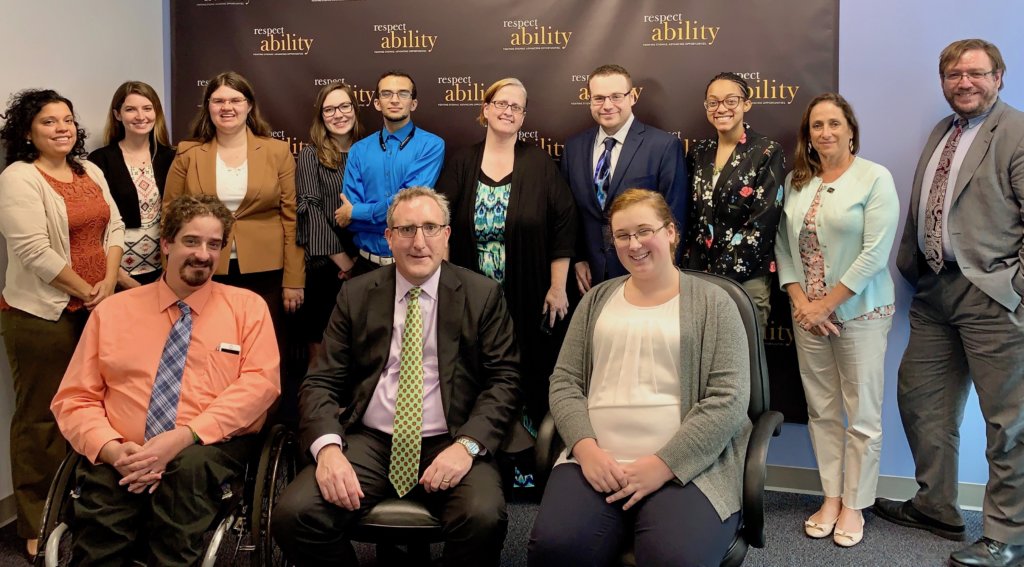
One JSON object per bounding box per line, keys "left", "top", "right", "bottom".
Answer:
{"left": 474, "top": 173, "right": 512, "bottom": 284}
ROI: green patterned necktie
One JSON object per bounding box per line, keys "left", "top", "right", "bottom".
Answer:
{"left": 389, "top": 286, "right": 424, "bottom": 496}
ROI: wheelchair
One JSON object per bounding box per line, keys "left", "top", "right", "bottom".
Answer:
{"left": 35, "top": 423, "right": 297, "bottom": 567}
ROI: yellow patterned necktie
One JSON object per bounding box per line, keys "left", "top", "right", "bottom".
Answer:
{"left": 389, "top": 286, "right": 424, "bottom": 496}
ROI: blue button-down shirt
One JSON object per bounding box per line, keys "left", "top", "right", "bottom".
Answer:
{"left": 342, "top": 121, "right": 445, "bottom": 256}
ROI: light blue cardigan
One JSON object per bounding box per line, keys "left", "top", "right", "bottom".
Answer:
{"left": 774, "top": 156, "right": 899, "bottom": 321}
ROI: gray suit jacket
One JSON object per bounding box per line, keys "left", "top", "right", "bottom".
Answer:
{"left": 896, "top": 99, "right": 1024, "bottom": 311}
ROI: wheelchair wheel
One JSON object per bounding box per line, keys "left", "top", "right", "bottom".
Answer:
{"left": 252, "top": 424, "right": 296, "bottom": 566}
{"left": 201, "top": 509, "right": 239, "bottom": 567}
{"left": 37, "top": 452, "right": 81, "bottom": 567}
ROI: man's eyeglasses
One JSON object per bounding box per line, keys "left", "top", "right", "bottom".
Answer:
{"left": 322, "top": 102, "right": 354, "bottom": 117}
{"left": 390, "top": 223, "right": 447, "bottom": 238}
{"left": 703, "top": 95, "right": 746, "bottom": 112}
{"left": 590, "top": 92, "right": 630, "bottom": 106}
{"left": 489, "top": 100, "right": 526, "bottom": 115}
{"left": 612, "top": 223, "right": 669, "bottom": 245}
{"left": 942, "top": 70, "right": 995, "bottom": 83}
{"left": 378, "top": 90, "right": 413, "bottom": 101}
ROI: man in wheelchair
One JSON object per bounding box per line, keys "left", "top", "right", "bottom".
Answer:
{"left": 50, "top": 194, "right": 281, "bottom": 565}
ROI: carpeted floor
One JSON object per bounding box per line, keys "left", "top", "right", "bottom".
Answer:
{"left": 0, "top": 490, "right": 981, "bottom": 566}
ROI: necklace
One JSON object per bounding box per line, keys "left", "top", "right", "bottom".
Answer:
{"left": 119, "top": 141, "right": 151, "bottom": 168}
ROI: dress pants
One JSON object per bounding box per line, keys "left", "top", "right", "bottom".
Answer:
{"left": 1, "top": 307, "right": 87, "bottom": 539}
{"left": 70, "top": 435, "right": 255, "bottom": 566}
{"left": 528, "top": 464, "right": 739, "bottom": 567}
{"left": 272, "top": 428, "right": 507, "bottom": 567}
{"left": 794, "top": 315, "right": 891, "bottom": 509}
{"left": 898, "top": 263, "right": 1024, "bottom": 544}
{"left": 740, "top": 275, "right": 773, "bottom": 338}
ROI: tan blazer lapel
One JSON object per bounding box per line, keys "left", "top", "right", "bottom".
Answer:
{"left": 234, "top": 129, "right": 265, "bottom": 217}
{"left": 196, "top": 139, "right": 218, "bottom": 196}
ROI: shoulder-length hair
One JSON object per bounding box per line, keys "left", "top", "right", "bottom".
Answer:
{"left": 309, "top": 82, "right": 365, "bottom": 169}
{"left": 102, "top": 80, "right": 171, "bottom": 148}
{"left": 791, "top": 92, "right": 860, "bottom": 190}
{"left": 188, "top": 71, "right": 272, "bottom": 142}
{"left": 0, "top": 89, "right": 88, "bottom": 175}
{"left": 476, "top": 78, "right": 528, "bottom": 127}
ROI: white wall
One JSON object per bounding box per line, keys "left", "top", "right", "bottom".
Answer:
{"left": 0, "top": 0, "right": 167, "bottom": 503}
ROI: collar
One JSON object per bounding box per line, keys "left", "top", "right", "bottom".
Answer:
{"left": 156, "top": 276, "right": 213, "bottom": 316}
{"left": 957, "top": 102, "right": 996, "bottom": 130}
{"left": 395, "top": 266, "right": 441, "bottom": 303}
{"left": 382, "top": 120, "right": 415, "bottom": 141}
{"left": 596, "top": 113, "right": 635, "bottom": 148}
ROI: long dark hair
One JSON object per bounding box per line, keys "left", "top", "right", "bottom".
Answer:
{"left": 0, "top": 89, "right": 88, "bottom": 175}
{"left": 189, "top": 71, "right": 272, "bottom": 142}
{"left": 791, "top": 92, "right": 860, "bottom": 190}
{"left": 103, "top": 80, "right": 171, "bottom": 148}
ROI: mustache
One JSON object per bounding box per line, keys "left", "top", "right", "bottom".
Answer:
{"left": 185, "top": 257, "right": 214, "bottom": 269}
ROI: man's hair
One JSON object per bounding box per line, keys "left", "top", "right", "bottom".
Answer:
{"left": 589, "top": 64, "right": 633, "bottom": 90}
{"left": 376, "top": 70, "right": 418, "bottom": 100}
{"left": 386, "top": 187, "right": 450, "bottom": 226}
{"left": 161, "top": 194, "right": 235, "bottom": 242}
{"left": 939, "top": 39, "right": 1006, "bottom": 90}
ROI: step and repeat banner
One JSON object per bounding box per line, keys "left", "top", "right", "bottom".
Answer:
{"left": 170, "top": 0, "right": 839, "bottom": 422}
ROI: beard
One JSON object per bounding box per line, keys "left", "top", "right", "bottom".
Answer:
{"left": 384, "top": 112, "right": 410, "bottom": 123}
{"left": 179, "top": 257, "right": 214, "bottom": 287}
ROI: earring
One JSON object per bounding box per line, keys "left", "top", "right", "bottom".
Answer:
{"left": 849, "top": 139, "right": 854, "bottom": 152}
{"left": 807, "top": 142, "right": 813, "bottom": 153}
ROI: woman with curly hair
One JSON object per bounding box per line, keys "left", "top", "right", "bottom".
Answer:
{"left": 89, "top": 81, "right": 175, "bottom": 288}
{"left": 0, "top": 89, "right": 125, "bottom": 558}
{"left": 684, "top": 72, "right": 786, "bottom": 334}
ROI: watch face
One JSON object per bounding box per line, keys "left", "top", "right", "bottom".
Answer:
{"left": 459, "top": 438, "right": 480, "bottom": 456}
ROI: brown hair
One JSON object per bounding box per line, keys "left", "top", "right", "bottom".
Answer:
{"left": 477, "top": 78, "right": 527, "bottom": 126}
{"left": 161, "top": 194, "right": 235, "bottom": 243}
{"left": 102, "top": 81, "right": 170, "bottom": 147}
{"left": 608, "top": 188, "right": 679, "bottom": 258}
{"left": 375, "top": 70, "right": 418, "bottom": 100}
{"left": 188, "top": 71, "right": 272, "bottom": 142}
{"left": 309, "top": 82, "right": 365, "bottom": 169}
{"left": 791, "top": 93, "right": 860, "bottom": 190}
{"left": 387, "top": 186, "right": 451, "bottom": 226}
{"left": 589, "top": 64, "right": 633, "bottom": 90}
{"left": 939, "top": 38, "right": 1006, "bottom": 90}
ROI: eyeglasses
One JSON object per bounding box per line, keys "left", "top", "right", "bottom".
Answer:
{"left": 209, "top": 97, "right": 248, "bottom": 108}
{"left": 612, "top": 223, "right": 669, "bottom": 245}
{"left": 489, "top": 100, "right": 525, "bottom": 115}
{"left": 703, "top": 95, "right": 746, "bottom": 111}
{"left": 942, "top": 70, "right": 995, "bottom": 83}
{"left": 590, "top": 92, "right": 630, "bottom": 106}
{"left": 378, "top": 90, "right": 413, "bottom": 101}
{"left": 322, "top": 102, "right": 355, "bottom": 117}
{"left": 390, "top": 223, "right": 447, "bottom": 238}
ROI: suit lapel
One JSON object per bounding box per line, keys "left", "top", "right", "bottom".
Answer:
{"left": 365, "top": 269, "right": 397, "bottom": 381}
{"left": 435, "top": 264, "right": 462, "bottom": 418}
{"left": 197, "top": 140, "right": 218, "bottom": 196}
{"left": 235, "top": 129, "right": 265, "bottom": 217}
{"left": 609, "top": 120, "right": 644, "bottom": 199}
{"left": 951, "top": 103, "right": 1004, "bottom": 205}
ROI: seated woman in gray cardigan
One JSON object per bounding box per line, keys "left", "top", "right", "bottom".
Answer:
{"left": 528, "top": 189, "right": 752, "bottom": 567}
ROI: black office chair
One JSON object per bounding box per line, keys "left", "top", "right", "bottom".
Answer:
{"left": 534, "top": 269, "right": 784, "bottom": 567}
{"left": 348, "top": 497, "right": 443, "bottom": 565}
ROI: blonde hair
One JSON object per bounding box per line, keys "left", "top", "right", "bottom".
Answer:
{"left": 608, "top": 188, "right": 679, "bottom": 258}
{"left": 477, "top": 78, "right": 527, "bottom": 126}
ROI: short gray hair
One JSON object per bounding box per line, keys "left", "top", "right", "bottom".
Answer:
{"left": 386, "top": 187, "right": 451, "bottom": 226}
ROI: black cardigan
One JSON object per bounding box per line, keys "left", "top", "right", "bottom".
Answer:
{"left": 88, "top": 142, "right": 175, "bottom": 228}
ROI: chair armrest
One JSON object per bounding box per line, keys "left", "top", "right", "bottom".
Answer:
{"left": 742, "top": 410, "right": 784, "bottom": 548}
{"left": 534, "top": 413, "right": 565, "bottom": 490}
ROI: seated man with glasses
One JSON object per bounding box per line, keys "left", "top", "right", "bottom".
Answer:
{"left": 561, "top": 64, "right": 688, "bottom": 296}
{"left": 334, "top": 71, "right": 445, "bottom": 276}
{"left": 51, "top": 195, "right": 281, "bottom": 565}
{"left": 273, "top": 187, "right": 522, "bottom": 567}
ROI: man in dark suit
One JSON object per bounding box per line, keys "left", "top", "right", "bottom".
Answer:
{"left": 874, "top": 39, "right": 1024, "bottom": 567}
{"left": 272, "top": 187, "right": 521, "bottom": 566}
{"left": 561, "top": 64, "right": 687, "bottom": 294}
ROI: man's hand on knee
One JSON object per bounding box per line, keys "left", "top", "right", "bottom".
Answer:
{"left": 316, "top": 444, "right": 364, "bottom": 511}
{"left": 420, "top": 444, "right": 472, "bottom": 493}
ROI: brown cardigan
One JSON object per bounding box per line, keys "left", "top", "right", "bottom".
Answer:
{"left": 164, "top": 129, "right": 304, "bottom": 287}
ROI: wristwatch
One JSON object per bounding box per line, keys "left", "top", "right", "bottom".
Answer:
{"left": 455, "top": 436, "right": 481, "bottom": 458}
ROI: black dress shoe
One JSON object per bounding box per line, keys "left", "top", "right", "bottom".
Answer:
{"left": 950, "top": 538, "right": 1024, "bottom": 567}
{"left": 873, "top": 498, "right": 965, "bottom": 541}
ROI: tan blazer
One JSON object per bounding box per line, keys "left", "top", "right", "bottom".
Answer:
{"left": 164, "top": 129, "right": 304, "bottom": 288}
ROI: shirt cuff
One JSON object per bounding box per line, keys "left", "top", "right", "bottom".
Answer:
{"left": 310, "top": 434, "right": 343, "bottom": 461}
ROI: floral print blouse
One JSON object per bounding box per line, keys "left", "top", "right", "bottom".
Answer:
{"left": 684, "top": 125, "right": 786, "bottom": 282}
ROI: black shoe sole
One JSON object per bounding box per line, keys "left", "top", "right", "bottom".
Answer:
{"left": 949, "top": 556, "right": 1024, "bottom": 567}
{"left": 872, "top": 506, "right": 966, "bottom": 541}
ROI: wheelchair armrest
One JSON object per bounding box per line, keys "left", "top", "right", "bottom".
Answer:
{"left": 534, "top": 413, "right": 565, "bottom": 489}
{"left": 742, "top": 410, "right": 784, "bottom": 549}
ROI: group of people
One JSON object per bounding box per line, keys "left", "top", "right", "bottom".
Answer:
{"left": 0, "top": 35, "right": 1020, "bottom": 567}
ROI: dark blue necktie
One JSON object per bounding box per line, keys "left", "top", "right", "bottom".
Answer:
{"left": 145, "top": 300, "right": 192, "bottom": 440}
{"left": 593, "top": 137, "right": 617, "bottom": 208}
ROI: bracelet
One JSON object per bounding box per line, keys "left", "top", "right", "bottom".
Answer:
{"left": 186, "top": 425, "right": 202, "bottom": 446}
